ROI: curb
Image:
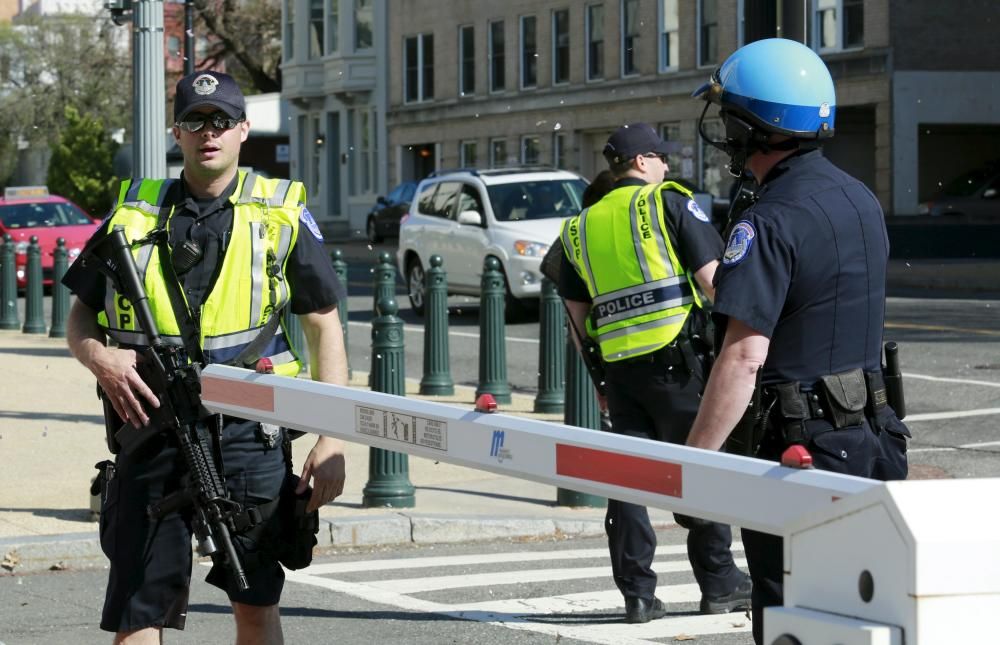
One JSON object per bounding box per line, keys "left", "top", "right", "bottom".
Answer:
{"left": 1, "top": 515, "right": 678, "bottom": 575}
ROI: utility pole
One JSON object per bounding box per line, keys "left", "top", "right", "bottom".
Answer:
{"left": 184, "top": 0, "right": 195, "bottom": 75}
{"left": 132, "top": 0, "right": 167, "bottom": 178}
{"left": 106, "top": 0, "right": 167, "bottom": 178}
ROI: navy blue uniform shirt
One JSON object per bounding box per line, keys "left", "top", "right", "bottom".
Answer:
{"left": 558, "top": 178, "right": 723, "bottom": 302}
{"left": 712, "top": 150, "right": 889, "bottom": 385}
{"left": 64, "top": 173, "right": 344, "bottom": 316}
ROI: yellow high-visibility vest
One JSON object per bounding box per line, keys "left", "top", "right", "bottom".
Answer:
{"left": 560, "top": 181, "right": 704, "bottom": 362}
{"left": 96, "top": 171, "right": 306, "bottom": 376}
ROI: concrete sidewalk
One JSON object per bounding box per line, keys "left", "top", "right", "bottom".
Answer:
{"left": 0, "top": 330, "right": 674, "bottom": 574}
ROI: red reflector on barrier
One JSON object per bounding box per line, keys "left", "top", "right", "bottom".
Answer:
{"left": 556, "top": 444, "right": 683, "bottom": 497}
{"left": 475, "top": 393, "right": 498, "bottom": 413}
{"left": 202, "top": 376, "right": 275, "bottom": 412}
{"left": 781, "top": 445, "right": 814, "bottom": 469}
{"left": 255, "top": 357, "right": 274, "bottom": 374}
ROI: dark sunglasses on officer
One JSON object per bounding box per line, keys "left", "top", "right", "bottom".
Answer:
{"left": 642, "top": 152, "right": 668, "bottom": 163}
{"left": 175, "top": 111, "right": 245, "bottom": 133}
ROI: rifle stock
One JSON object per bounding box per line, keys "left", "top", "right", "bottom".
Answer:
{"left": 84, "top": 226, "right": 250, "bottom": 591}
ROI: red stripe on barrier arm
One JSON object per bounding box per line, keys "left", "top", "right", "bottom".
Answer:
{"left": 201, "top": 376, "right": 275, "bottom": 412}
{"left": 556, "top": 444, "right": 683, "bottom": 497}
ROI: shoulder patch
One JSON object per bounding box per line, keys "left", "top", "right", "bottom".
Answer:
{"left": 686, "top": 198, "right": 710, "bottom": 223}
{"left": 300, "top": 206, "right": 323, "bottom": 242}
{"left": 722, "top": 220, "right": 756, "bottom": 266}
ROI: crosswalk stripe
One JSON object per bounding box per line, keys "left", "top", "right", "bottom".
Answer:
{"left": 367, "top": 558, "right": 749, "bottom": 594}
{"left": 284, "top": 570, "right": 750, "bottom": 645}
{"left": 451, "top": 584, "right": 701, "bottom": 613}
{"left": 298, "top": 543, "right": 745, "bottom": 575}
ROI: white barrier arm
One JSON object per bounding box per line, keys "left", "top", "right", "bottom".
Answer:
{"left": 201, "top": 365, "right": 875, "bottom": 535}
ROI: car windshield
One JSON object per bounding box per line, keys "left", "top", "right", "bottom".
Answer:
{"left": 487, "top": 179, "right": 586, "bottom": 222}
{"left": 940, "top": 167, "right": 998, "bottom": 197}
{"left": 0, "top": 201, "right": 93, "bottom": 228}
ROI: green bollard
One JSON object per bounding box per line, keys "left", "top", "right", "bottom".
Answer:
{"left": 369, "top": 251, "right": 396, "bottom": 387}
{"left": 372, "top": 251, "right": 396, "bottom": 317}
{"left": 22, "top": 236, "right": 46, "bottom": 334}
{"left": 0, "top": 234, "right": 19, "bottom": 330}
{"left": 534, "top": 278, "right": 565, "bottom": 413}
{"left": 476, "top": 256, "right": 511, "bottom": 404}
{"left": 557, "top": 329, "right": 606, "bottom": 507}
{"left": 283, "top": 311, "right": 308, "bottom": 373}
{"left": 49, "top": 238, "right": 69, "bottom": 338}
{"left": 419, "top": 255, "right": 454, "bottom": 395}
{"left": 330, "top": 249, "right": 351, "bottom": 379}
{"left": 362, "top": 297, "right": 416, "bottom": 508}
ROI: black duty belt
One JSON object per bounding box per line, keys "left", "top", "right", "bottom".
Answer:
{"left": 606, "top": 342, "right": 685, "bottom": 368}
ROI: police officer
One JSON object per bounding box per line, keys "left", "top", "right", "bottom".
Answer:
{"left": 686, "top": 39, "right": 910, "bottom": 644}
{"left": 558, "top": 123, "right": 751, "bottom": 623}
{"left": 64, "top": 71, "right": 348, "bottom": 642}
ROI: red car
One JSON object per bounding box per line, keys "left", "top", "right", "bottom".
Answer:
{"left": 0, "top": 186, "right": 101, "bottom": 288}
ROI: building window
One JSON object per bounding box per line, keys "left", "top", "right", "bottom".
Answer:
{"left": 348, "top": 108, "right": 375, "bottom": 195}
{"left": 490, "top": 138, "right": 508, "bottom": 168}
{"left": 403, "top": 33, "right": 434, "bottom": 103}
{"left": 284, "top": 0, "right": 294, "bottom": 62}
{"left": 660, "top": 122, "right": 683, "bottom": 178}
{"left": 586, "top": 4, "right": 604, "bottom": 81}
{"left": 698, "top": 0, "right": 718, "bottom": 67}
{"left": 327, "top": 0, "right": 339, "bottom": 54}
{"left": 326, "top": 111, "right": 341, "bottom": 216}
{"left": 552, "top": 9, "right": 570, "bottom": 85}
{"left": 309, "top": 0, "right": 324, "bottom": 59}
{"left": 355, "top": 0, "right": 373, "bottom": 50}
{"left": 459, "top": 25, "right": 475, "bottom": 97}
{"left": 522, "top": 136, "right": 541, "bottom": 165}
{"left": 460, "top": 140, "right": 478, "bottom": 167}
{"left": 553, "top": 132, "right": 568, "bottom": 169}
{"left": 699, "top": 118, "right": 727, "bottom": 199}
{"left": 520, "top": 15, "right": 537, "bottom": 89}
{"left": 621, "top": 0, "right": 640, "bottom": 76}
{"left": 814, "top": 0, "right": 864, "bottom": 51}
{"left": 659, "top": 0, "right": 678, "bottom": 71}
{"left": 489, "top": 20, "right": 505, "bottom": 92}
{"left": 310, "top": 115, "right": 322, "bottom": 198}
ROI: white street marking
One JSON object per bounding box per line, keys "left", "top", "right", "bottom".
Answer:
{"left": 348, "top": 320, "right": 539, "bottom": 344}
{"left": 906, "top": 407, "right": 1000, "bottom": 422}
{"left": 903, "top": 372, "right": 1000, "bottom": 389}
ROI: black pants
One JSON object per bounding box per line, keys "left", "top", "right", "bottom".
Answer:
{"left": 99, "top": 419, "right": 287, "bottom": 633}
{"left": 744, "top": 407, "right": 910, "bottom": 644}
{"left": 604, "top": 350, "right": 745, "bottom": 601}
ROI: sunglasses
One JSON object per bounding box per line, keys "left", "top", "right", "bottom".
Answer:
{"left": 642, "top": 153, "right": 668, "bottom": 163}
{"left": 175, "top": 111, "right": 245, "bottom": 133}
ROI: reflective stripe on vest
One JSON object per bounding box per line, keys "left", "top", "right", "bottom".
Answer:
{"left": 561, "top": 181, "right": 703, "bottom": 362}
{"left": 96, "top": 172, "right": 305, "bottom": 376}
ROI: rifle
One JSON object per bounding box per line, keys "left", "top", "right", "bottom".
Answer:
{"left": 84, "top": 226, "right": 250, "bottom": 591}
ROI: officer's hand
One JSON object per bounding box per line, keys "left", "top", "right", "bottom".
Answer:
{"left": 91, "top": 346, "right": 159, "bottom": 427}
{"left": 297, "top": 436, "right": 346, "bottom": 513}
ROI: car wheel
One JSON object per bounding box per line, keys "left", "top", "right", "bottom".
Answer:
{"left": 367, "top": 216, "right": 384, "bottom": 244}
{"left": 407, "top": 258, "right": 426, "bottom": 316}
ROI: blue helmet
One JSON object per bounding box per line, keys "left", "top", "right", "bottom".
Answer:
{"left": 693, "top": 38, "right": 836, "bottom": 139}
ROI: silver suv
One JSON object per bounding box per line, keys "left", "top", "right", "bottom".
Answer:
{"left": 397, "top": 168, "right": 586, "bottom": 316}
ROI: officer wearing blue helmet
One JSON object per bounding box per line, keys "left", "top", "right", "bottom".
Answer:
{"left": 685, "top": 38, "right": 910, "bottom": 644}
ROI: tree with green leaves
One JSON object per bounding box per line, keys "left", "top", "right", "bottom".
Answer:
{"left": 0, "top": 14, "right": 131, "bottom": 189}
{"left": 47, "top": 105, "right": 120, "bottom": 217}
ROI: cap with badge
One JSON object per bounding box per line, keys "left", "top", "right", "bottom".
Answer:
{"left": 603, "top": 123, "right": 672, "bottom": 165}
{"left": 174, "top": 71, "right": 246, "bottom": 123}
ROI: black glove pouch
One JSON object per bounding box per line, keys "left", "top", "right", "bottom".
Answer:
{"left": 819, "top": 368, "right": 867, "bottom": 429}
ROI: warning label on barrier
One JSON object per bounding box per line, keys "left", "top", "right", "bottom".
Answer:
{"left": 355, "top": 406, "right": 447, "bottom": 451}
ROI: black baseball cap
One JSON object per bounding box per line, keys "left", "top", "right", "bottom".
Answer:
{"left": 174, "top": 71, "right": 246, "bottom": 122}
{"left": 603, "top": 123, "right": 671, "bottom": 165}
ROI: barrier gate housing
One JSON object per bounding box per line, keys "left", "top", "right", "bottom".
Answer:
{"left": 201, "top": 364, "right": 1000, "bottom": 644}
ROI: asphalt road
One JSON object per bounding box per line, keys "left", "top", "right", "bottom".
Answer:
{"left": 1, "top": 530, "right": 754, "bottom": 645}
